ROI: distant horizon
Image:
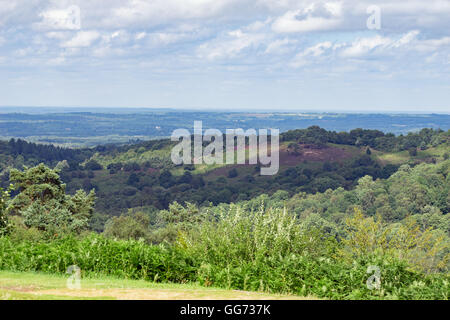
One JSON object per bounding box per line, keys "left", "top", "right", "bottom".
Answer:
{"left": 0, "top": 105, "right": 449, "bottom": 115}
{"left": 2, "top": 1, "right": 450, "bottom": 114}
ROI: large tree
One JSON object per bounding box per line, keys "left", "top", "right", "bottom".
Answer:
{"left": 8, "top": 164, "right": 96, "bottom": 234}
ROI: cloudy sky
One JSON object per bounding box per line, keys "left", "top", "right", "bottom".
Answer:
{"left": 0, "top": 0, "right": 449, "bottom": 112}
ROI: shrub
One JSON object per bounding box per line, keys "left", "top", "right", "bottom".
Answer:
{"left": 179, "top": 204, "right": 449, "bottom": 299}
{"left": 104, "top": 211, "right": 151, "bottom": 241}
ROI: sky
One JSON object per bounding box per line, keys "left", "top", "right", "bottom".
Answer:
{"left": 0, "top": 0, "right": 449, "bottom": 113}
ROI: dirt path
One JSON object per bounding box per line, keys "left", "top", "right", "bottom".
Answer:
{"left": 30, "top": 288, "right": 311, "bottom": 300}
{"left": 0, "top": 271, "right": 316, "bottom": 300}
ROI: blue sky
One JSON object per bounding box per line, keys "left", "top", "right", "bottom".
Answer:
{"left": 0, "top": 0, "right": 449, "bottom": 113}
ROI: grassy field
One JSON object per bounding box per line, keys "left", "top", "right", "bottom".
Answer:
{"left": 374, "top": 144, "right": 449, "bottom": 165}
{"left": 0, "top": 271, "right": 315, "bottom": 300}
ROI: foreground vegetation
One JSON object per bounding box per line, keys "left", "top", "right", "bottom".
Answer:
{"left": 0, "top": 212, "right": 448, "bottom": 300}
{"left": 1, "top": 166, "right": 449, "bottom": 299}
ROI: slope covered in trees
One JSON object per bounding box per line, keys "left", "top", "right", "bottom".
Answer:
{"left": 0, "top": 159, "right": 448, "bottom": 299}
{"left": 0, "top": 126, "right": 448, "bottom": 229}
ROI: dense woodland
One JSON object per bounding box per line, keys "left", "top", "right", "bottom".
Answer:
{"left": 1, "top": 126, "right": 448, "bottom": 226}
{"left": 0, "top": 126, "right": 449, "bottom": 299}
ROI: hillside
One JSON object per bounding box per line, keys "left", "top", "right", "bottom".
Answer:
{"left": 1, "top": 126, "right": 449, "bottom": 300}
{"left": 1, "top": 126, "right": 449, "bottom": 231}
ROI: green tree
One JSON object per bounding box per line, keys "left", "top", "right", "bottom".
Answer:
{"left": 152, "top": 202, "right": 206, "bottom": 243}
{"left": 104, "top": 210, "right": 151, "bottom": 241}
{"left": 84, "top": 160, "right": 103, "bottom": 171}
{"left": 8, "top": 164, "right": 96, "bottom": 234}
{"left": 228, "top": 168, "right": 238, "bottom": 178}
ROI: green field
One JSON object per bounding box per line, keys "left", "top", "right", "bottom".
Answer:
{"left": 0, "top": 271, "right": 314, "bottom": 300}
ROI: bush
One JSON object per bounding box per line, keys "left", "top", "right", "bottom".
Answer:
{"left": 104, "top": 211, "right": 151, "bottom": 241}
{"left": 1, "top": 203, "right": 448, "bottom": 300}
{"left": 179, "top": 204, "right": 449, "bottom": 299}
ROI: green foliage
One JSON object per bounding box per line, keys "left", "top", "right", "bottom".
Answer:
{"left": 340, "top": 208, "right": 449, "bottom": 273}
{"left": 104, "top": 210, "right": 151, "bottom": 241}
{"left": 84, "top": 160, "right": 103, "bottom": 171}
{"left": 283, "top": 160, "right": 450, "bottom": 228}
{"left": 8, "top": 164, "right": 96, "bottom": 234}
{"left": 1, "top": 203, "right": 449, "bottom": 299}
{"left": 151, "top": 202, "right": 208, "bottom": 243}
{"left": 7, "top": 216, "right": 44, "bottom": 242}
{"left": 282, "top": 127, "right": 449, "bottom": 153}
{"left": 227, "top": 168, "right": 238, "bottom": 178}
{"left": 0, "top": 185, "right": 13, "bottom": 236}
{"left": 0, "top": 234, "right": 197, "bottom": 283}
{"left": 1, "top": 127, "right": 449, "bottom": 300}
{"left": 177, "top": 204, "right": 449, "bottom": 299}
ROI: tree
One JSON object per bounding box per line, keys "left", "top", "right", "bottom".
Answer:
{"left": 8, "top": 164, "right": 96, "bottom": 234}
{"left": 84, "top": 160, "right": 103, "bottom": 171}
{"left": 153, "top": 202, "right": 206, "bottom": 243}
{"left": 127, "top": 173, "right": 140, "bottom": 186}
{"left": 104, "top": 210, "right": 151, "bottom": 241}
{"left": 228, "top": 168, "right": 238, "bottom": 178}
{"left": 341, "top": 208, "right": 449, "bottom": 273}
{"left": 408, "top": 147, "right": 418, "bottom": 157}
{"left": 159, "top": 170, "right": 174, "bottom": 188}
{"left": 179, "top": 171, "right": 193, "bottom": 184}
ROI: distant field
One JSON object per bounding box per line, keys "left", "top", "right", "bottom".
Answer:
{"left": 1, "top": 110, "right": 449, "bottom": 147}
{"left": 0, "top": 271, "right": 315, "bottom": 300}
{"left": 375, "top": 144, "right": 449, "bottom": 165}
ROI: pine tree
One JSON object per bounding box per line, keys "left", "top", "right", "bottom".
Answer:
{"left": 8, "top": 164, "right": 96, "bottom": 234}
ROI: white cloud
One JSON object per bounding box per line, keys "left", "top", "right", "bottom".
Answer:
{"left": 103, "top": 0, "right": 237, "bottom": 28}
{"left": 135, "top": 32, "right": 147, "bottom": 41}
{"left": 36, "top": 5, "right": 81, "bottom": 31}
{"left": 45, "top": 31, "right": 71, "bottom": 40}
{"left": 61, "top": 31, "right": 100, "bottom": 48}
{"left": 291, "top": 41, "right": 332, "bottom": 67}
{"left": 272, "top": 2, "right": 343, "bottom": 33}
{"left": 264, "top": 38, "right": 296, "bottom": 54}
{"left": 197, "top": 28, "right": 266, "bottom": 60}
{"left": 413, "top": 36, "right": 450, "bottom": 52}
{"left": 340, "top": 35, "right": 391, "bottom": 58}
{"left": 391, "top": 30, "right": 419, "bottom": 48}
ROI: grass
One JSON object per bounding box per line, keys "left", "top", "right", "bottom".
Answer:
{"left": 374, "top": 144, "right": 449, "bottom": 165}
{"left": 0, "top": 271, "right": 316, "bottom": 300}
